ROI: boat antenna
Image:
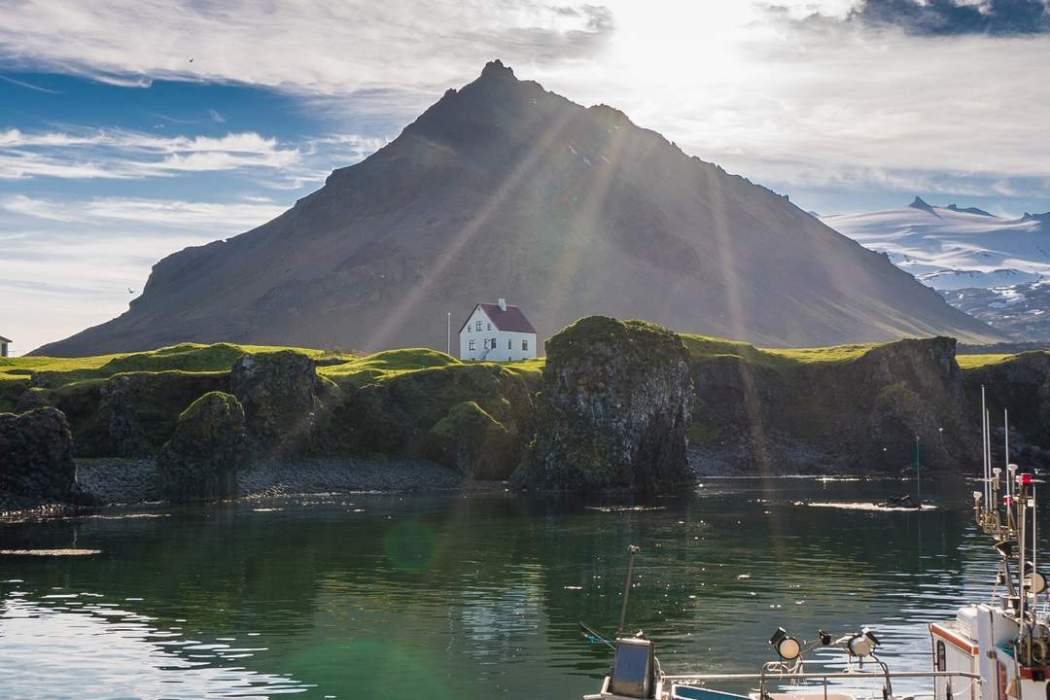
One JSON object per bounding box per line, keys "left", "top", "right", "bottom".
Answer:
{"left": 618, "top": 545, "right": 640, "bottom": 635}
{"left": 1005, "top": 409, "right": 1010, "bottom": 473}
{"left": 982, "top": 386, "right": 990, "bottom": 517}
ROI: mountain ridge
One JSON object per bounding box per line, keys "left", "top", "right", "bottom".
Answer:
{"left": 35, "top": 61, "right": 1001, "bottom": 356}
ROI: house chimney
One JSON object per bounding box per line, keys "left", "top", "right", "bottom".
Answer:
{"left": 498, "top": 298, "right": 507, "bottom": 311}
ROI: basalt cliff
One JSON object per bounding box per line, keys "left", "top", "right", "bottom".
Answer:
{"left": 2, "top": 318, "right": 1046, "bottom": 506}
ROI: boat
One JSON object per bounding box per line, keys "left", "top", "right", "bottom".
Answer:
{"left": 584, "top": 389, "right": 1047, "bottom": 700}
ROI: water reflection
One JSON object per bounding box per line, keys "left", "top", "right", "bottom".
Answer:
{"left": 0, "top": 593, "right": 309, "bottom": 697}
{"left": 0, "top": 478, "right": 1031, "bottom": 699}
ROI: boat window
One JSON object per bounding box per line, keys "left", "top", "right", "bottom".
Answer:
{"left": 936, "top": 640, "right": 946, "bottom": 671}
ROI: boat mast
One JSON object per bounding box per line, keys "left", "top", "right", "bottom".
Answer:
{"left": 982, "top": 386, "right": 990, "bottom": 513}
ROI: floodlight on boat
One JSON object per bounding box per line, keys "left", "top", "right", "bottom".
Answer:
{"left": 769, "top": 628, "right": 801, "bottom": 661}
{"left": 1027, "top": 572, "right": 1048, "bottom": 595}
{"left": 847, "top": 630, "right": 879, "bottom": 658}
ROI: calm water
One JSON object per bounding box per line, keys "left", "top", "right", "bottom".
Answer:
{"left": 0, "top": 478, "right": 1021, "bottom": 699}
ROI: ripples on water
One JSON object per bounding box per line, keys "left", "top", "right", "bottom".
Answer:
{"left": 0, "top": 478, "right": 1028, "bottom": 699}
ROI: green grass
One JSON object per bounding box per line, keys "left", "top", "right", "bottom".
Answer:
{"left": 2, "top": 334, "right": 1031, "bottom": 394}
{"left": 680, "top": 333, "right": 876, "bottom": 368}
{"left": 0, "top": 342, "right": 336, "bottom": 387}
{"left": 319, "top": 348, "right": 461, "bottom": 386}
{"left": 956, "top": 353, "right": 1016, "bottom": 370}
{"left": 318, "top": 349, "right": 546, "bottom": 387}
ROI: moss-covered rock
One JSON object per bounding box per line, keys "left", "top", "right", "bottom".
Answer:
{"left": 317, "top": 363, "right": 536, "bottom": 474}
{"left": 14, "top": 386, "right": 54, "bottom": 413}
{"left": 53, "top": 371, "right": 230, "bottom": 458}
{"left": 0, "top": 407, "right": 78, "bottom": 500}
{"left": 157, "top": 392, "right": 248, "bottom": 502}
{"left": 424, "top": 401, "right": 516, "bottom": 479}
{"left": 230, "top": 351, "right": 329, "bottom": 457}
{"left": 517, "top": 316, "right": 694, "bottom": 491}
{"left": 688, "top": 335, "right": 968, "bottom": 472}
{"left": 964, "top": 351, "right": 1050, "bottom": 468}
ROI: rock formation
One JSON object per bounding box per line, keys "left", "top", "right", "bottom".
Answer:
{"left": 424, "top": 401, "right": 516, "bottom": 479}
{"left": 56, "top": 371, "right": 229, "bottom": 458}
{"left": 320, "top": 362, "right": 536, "bottom": 480}
{"left": 230, "top": 351, "right": 328, "bottom": 457}
{"left": 0, "top": 407, "right": 78, "bottom": 501}
{"left": 518, "top": 316, "right": 694, "bottom": 490}
{"left": 688, "top": 336, "right": 969, "bottom": 473}
{"left": 157, "top": 391, "right": 248, "bottom": 502}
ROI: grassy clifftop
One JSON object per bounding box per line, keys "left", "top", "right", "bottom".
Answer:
{"left": 0, "top": 335, "right": 1022, "bottom": 396}
{"left": 2, "top": 328, "right": 1048, "bottom": 481}
{"left": 0, "top": 344, "right": 541, "bottom": 393}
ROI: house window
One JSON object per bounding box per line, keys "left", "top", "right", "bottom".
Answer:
{"left": 487, "top": 323, "right": 492, "bottom": 331}
{"left": 507, "top": 338, "right": 512, "bottom": 350}
{"left": 468, "top": 339, "right": 476, "bottom": 351}
{"left": 522, "top": 339, "right": 528, "bottom": 351}
{"left": 475, "top": 320, "right": 482, "bottom": 332}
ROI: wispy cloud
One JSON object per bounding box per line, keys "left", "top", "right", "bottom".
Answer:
{"left": 0, "top": 74, "right": 61, "bottom": 93}
{"left": 0, "top": 128, "right": 303, "bottom": 180}
{"left": 0, "top": 0, "right": 614, "bottom": 107}
{"left": 1, "top": 193, "right": 287, "bottom": 230}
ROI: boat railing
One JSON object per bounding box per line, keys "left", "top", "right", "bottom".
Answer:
{"left": 663, "top": 669, "right": 982, "bottom": 700}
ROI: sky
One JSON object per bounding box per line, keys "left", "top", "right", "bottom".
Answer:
{"left": 1, "top": 0, "right": 1049, "bottom": 354}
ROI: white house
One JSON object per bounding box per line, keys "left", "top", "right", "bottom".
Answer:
{"left": 458, "top": 299, "right": 537, "bottom": 362}
{"left": 0, "top": 335, "right": 9, "bottom": 358}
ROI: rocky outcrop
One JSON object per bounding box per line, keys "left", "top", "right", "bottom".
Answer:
{"left": 0, "top": 407, "right": 78, "bottom": 501}
{"left": 964, "top": 352, "right": 1050, "bottom": 468}
{"left": 424, "top": 401, "right": 516, "bottom": 479}
{"left": 689, "top": 336, "right": 969, "bottom": 473}
{"left": 316, "top": 362, "right": 536, "bottom": 480}
{"left": 53, "top": 371, "right": 230, "bottom": 458}
{"left": 230, "top": 351, "right": 329, "bottom": 457}
{"left": 517, "top": 317, "right": 694, "bottom": 491}
{"left": 157, "top": 392, "right": 248, "bottom": 502}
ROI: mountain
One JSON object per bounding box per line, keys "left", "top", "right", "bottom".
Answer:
{"left": 35, "top": 61, "right": 1002, "bottom": 356}
{"left": 823, "top": 199, "right": 1050, "bottom": 342}
{"left": 822, "top": 199, "right": 1050, "bottom": 291}
{"left": 943, "top": 283, "right": 1050, "bottom": 342}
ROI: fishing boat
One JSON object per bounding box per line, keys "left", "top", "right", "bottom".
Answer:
{"left": 585, "top": 390, "right": 1047, "bottom": 700}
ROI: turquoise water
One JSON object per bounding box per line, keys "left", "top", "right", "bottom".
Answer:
{"left": 0, "top": 478, "right": 1011, "bottom": 699}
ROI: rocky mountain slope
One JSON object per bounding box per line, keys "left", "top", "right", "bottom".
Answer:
{"left": 36, "top": 62, "right": 1000, "bottom": 356}
{"left": 823, "top": 200, "right": 1050, "bottom": 341}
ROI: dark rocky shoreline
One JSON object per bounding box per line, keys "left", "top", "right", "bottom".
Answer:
{"left": 2, "top": 456, "right": 463, "bottom": 520}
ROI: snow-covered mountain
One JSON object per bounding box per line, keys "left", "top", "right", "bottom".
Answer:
{"left": 823, "top": 199, "right": 1050, "bottom": 341}
{"left": 822, "top": 198, "right": 1050, "bottom": 290}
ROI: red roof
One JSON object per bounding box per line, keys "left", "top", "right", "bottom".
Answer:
{"left": 458, "top": 303, "right": 536, "bottom": 334}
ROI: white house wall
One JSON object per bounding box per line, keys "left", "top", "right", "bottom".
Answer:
{"left": 459, "top": 307, "right": 537, "bottom": 362}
